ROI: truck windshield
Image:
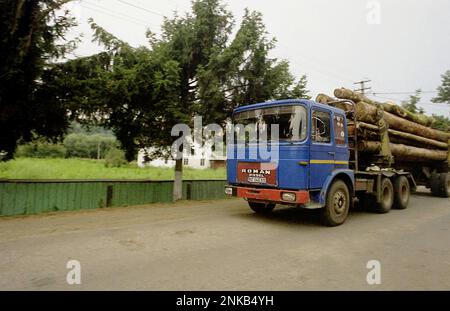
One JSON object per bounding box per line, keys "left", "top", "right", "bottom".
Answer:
{"left": 233, "top": 105, "right": 307, "bottom": 142}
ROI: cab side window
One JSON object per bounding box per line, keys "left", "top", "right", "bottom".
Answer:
{"left": 334, "top": 114, "right": 346, "bottom": 145}
{"left": 312, "top": 110, "right": 331, "bottom": 143}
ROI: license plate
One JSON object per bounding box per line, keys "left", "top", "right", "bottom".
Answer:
{"left": 237, "top": 162, "right": 277, "bottom": 186}
{"left": 248, "top": 177, "right": 267, "bottom": 184}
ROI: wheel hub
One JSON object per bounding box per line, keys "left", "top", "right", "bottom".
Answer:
{"left": 333, "top": 191, "right": 346, "bottom": 214}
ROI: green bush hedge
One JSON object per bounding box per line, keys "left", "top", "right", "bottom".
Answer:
{"left": 64, "top": 134, "right": 118, "bottom": 159}
{"left": 16, "top": 142, "right": 67, "bottom": 158}
{"left": 15, "top": 134, "right": 118, "bottom": 159}
{"left": 104, "top": 148, "right": 127, "bottom": 167}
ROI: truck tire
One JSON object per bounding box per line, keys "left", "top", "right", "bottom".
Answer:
{"left": 373, "top": 178, "right": 394, "bottom": 214}
{"left": 438, "top": 173, "right": 450, "bottom": 198}
{"left": 393, "top": 176, "right": 410, "bottom": 210}
{"left": 321, "top": 180, "right": 350, "bottom": 227}
{"left": 359, "top": 194, "right": 375, "bottom": 210}
{"left": 430, "top": 173, "right": 441, "bottom": 197}
{"left": 248, "top": 202, "right": 275, "bottom": 214}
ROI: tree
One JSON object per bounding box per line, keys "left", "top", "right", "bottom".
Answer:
{"left": 402, "top": 89, "right": 423, "bottom": 114}
{"left": 0, "top": 0, "right": 77, "bottom": 160}
{"left": 431, "top": 114, "right": 450, "bottom": 132}
{"left": 290, "top": 75, "right": 311, "bottom": 99}
{"left": 53, "top": 0, "right": 309, "bottom": 200}
{"left": 432, "top": 70, "right": 450, "bottom": 105}
{"left": 144, "top": 1, "right": 310, "bottom": 200}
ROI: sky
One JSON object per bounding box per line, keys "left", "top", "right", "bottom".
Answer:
{"left": 65, "top": 0, "right": 450, "bottom": 117}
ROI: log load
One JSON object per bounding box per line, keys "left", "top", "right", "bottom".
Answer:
{"left": 316, "top": 93, "right": 335, "bottom": 104}
{"left": 316, "top": 89, "right": 450, "bottom": 164}
{"left": 332, "top": 89, "right": 450, "bottom": 143}
{"left": 316, "top": 93, "right": 348, "bottom": 110}
{"left": 357, "top": 122, "right": 448, "bottom": 150}
{"left": 358, "top": 141, "right": 448, "bottom": 162}
{"left": 334, "top": 88, "right": 435, "bottom": 126}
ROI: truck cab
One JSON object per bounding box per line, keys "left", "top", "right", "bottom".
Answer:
{"left": 226, "top": 99, "right": 355, "bottom": 226}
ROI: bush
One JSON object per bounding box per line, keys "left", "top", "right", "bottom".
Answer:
{"left": 104, "top": 148, "right": 127, "bottom": 167}
{"left": 15, "top": 142, "right": 67, "bottom": 159}
{"left": 64, "top": 133, "right": 118, "bottom": 159}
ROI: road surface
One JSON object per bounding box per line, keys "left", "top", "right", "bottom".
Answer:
{"left": 0, "top": 188, "right": 449, "bottom": 290}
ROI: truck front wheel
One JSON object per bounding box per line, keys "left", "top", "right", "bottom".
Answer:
{"left": 321, "top": 180, "right": 350, "bottom": 227}
{"left": 248, "top": 202, "right": 276, "bottom": 214}
{"left": 393, "top": 176, "right": 410, "bottom": 210}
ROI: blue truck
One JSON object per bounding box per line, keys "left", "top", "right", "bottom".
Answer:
{"left": 225, "top": 99, "right": 450, "bottom": 226}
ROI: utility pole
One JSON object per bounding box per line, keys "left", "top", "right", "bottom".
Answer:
{"left": 354, "top": 80, "right": 372, "bottom": 95}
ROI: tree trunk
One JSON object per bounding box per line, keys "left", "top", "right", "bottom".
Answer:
{"left": 382, "top": 108, "right": 449, "bottom": 142}
{"left": 357, "top": 122, "right": 448, "bottom": 149}
{"left": 354, "top": 101, "right": 384, "bottom": 124}
{"left": 315, "top": 93, "right": 351, "bottom": 111}
{"left": 358, "top": 141, "right": 448, "bottom": 162}
{"left": 351, "top": 101, "right": 449, "bottom": 142}
{"left": 388, "top": 128, "right": 448, "bottom": 150}
{"left": 316, "top": 94, "right": 335, "bottom": 104}
{"left": 173, "top": 158, "right": 183, "bottom": 202}
{"left": 334, "top": 88, "right": 435, "bottom": 126}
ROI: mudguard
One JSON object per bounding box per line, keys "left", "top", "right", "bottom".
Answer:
{"left": 318, "top": 169, "right": 355, "bottom": 206}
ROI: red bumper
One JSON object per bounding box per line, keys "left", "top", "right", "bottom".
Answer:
{"left": 235, "top": 186, "right": 310, "bottom": 204}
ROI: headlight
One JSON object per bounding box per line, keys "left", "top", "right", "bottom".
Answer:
{"left": 225, "top": 187, "right": 234, "bottom": 196}
{"left": 281, "top": 192, "right": 296, "bottom": 202}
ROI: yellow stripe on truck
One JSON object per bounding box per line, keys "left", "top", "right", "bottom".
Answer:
{"left": 310, "top": 160, "right": 349, "bottom": 165}
{"left": 334, "top": 161, "right": 349, "bottom": 165}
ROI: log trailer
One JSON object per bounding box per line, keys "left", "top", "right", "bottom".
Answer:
{"left": 225, "top": 98, "right": 450, "bottom": 226}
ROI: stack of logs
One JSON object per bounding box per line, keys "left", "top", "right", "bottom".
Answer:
{"left": 316, "top": 88, "right": 450, "bottom": 163}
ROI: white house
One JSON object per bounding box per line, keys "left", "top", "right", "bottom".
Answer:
{"left": 137, "top": 142, "right": 226, "bottom": 170}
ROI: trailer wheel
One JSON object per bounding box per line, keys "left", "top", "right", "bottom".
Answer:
{"left": 430, "top": 173, "right": 441, "bottom": 196}
{"left": 321, "top": 180, "right": 350, "bottom": 227}
{"left": 359, "top": 194, "right": 375, "bottom": 210}
{"left": 393, "top": 176, "right": 410, "bottom": 210}
{"left": 373, "top": 178, "right": 394, "bottom": 214}
{"left": 248, "top": 202, "right": 275, "bottom": 214}
{"left": 438, "top": 173, "right": 450, "bottom": 198}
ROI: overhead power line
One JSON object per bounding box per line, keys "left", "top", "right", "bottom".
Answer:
{"left": 117, "top": 0, "right": 165, "bottom": 17}
{"left": 276, "top": 43, "right": 355, "bottom": 84}
{"left": 370, "top": 94, "right": 448, "bottom": 107}
{"left": 82, "top": 0, "right": 159, "bottom": 27}
{"left": 80, "top": 3, "right": 150, "bottom": 27}
{"left": 288, "top": 59, "right": 353, "bottom": 85}
{"left": 373, "top": 91, "right": 437, "bottom": 95}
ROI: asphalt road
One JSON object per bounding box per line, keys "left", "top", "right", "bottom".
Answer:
{"left": 0, "top": 187, "right": 449, "bottom": 290}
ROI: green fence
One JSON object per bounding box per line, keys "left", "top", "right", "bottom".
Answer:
{"left": 0, "top": 179, "right": 227, "bottom": 216}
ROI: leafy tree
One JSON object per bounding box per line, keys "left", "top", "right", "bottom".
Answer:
{"left": 432, "top": 70, "right": 450, "bottom": 105}
{"left": 402, "top": 89, "right": 422, "bottom": 114}
{"left": 68, "top": 121, "right": 114, "bottom": 136}
{"left": 431, "top": 114, "right": 450, "bottom": 132}
{"left": 50, "top": 0, "right": 309, "bottom": 200}
{"left": 143, "top": 1, "right": 309, "bottom": 200}
{"left": 0, "top": 0, "right": 77, "bottom": 160}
